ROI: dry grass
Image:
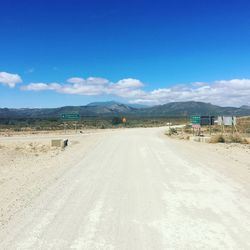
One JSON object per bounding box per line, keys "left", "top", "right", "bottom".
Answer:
{"left": 11, "top": 142, "right": 53, "bottom": 155}
{"left": 165, "top": 127, "right": 190, "bottom": 140}
{"left": 178, "top": 134, "right": 190, "bottom": 140}
{"left": 183, "top": 125, "right": 193, "bottom": 134}
{"left": 237, "top": 116, "right": 250, "bottom": 135}
{"left": 210, "top": 134, "right": 226, "bottom": 143}
{"left": 165, "top": 127, "right": 178, "bottom": 136}
{"left": 210, "top": 134, "right": 249, "bottom": 144}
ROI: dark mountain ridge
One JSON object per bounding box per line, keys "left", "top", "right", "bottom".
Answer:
{"left": 1, "top": 101, "right": 250, "bottom": 119}
{"left": 132, "top": 101, "right": 249, "bottom": 116}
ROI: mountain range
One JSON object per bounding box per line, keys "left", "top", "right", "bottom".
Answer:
{"left": 1, "top": 101, "right": 250, "bottom": 119}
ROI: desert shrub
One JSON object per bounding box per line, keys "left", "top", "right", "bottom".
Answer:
{"left": 240, "top": 138, "right": 249, "bottom": 144}
{"left": 112, "top": 117, "right": 122, "bottom": 125}
{"left": 210, "top": 134, "right": 249, "bottom": 144}
{"left": 178, "top": 134, "right": 190, "bottom": 140}
{"left": 227, "top": 134, "right": 249, "bottom": 144}
{"left": 166, "top": 127, "right": 178, "bottom": 136}
{"left": 245, "top": 128, "right": 250, "bottom": 134}
{"left": 183, "top": 125, "right": 192, "bottom": 134}
{"left": 209, "top": 134, "right": 225, "bottom": 143}
{"left": 227, "top": 134, "right": 242, "bottom": 143}
{"left": 14, "top": 128, "right": 21, "bottom": 132}
{"left": 212, "top": 126, "right": 223, "bottom": 133}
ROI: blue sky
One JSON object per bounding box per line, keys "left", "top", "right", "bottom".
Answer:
{"left": 1, "top": 0, "right": 250, "bottom": 107}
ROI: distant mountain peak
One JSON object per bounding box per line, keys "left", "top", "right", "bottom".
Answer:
{"left": 86, "top": 101, "right": 120, "bottom": 107}
{"left": 241, "top": 105, "right": 250, "bottom": 109}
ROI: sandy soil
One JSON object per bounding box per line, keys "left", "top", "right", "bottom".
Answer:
{"left": 0, "top": 131, "right": 107, "bottom": 228}
{"left": 0, "top": 127, "right": 250, "bottom": 249}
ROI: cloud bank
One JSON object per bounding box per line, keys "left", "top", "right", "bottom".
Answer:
{"left": 129, "top": 79, "right": 250, "bottom": 107}
{"left": 21, "top": 77, "right": 145, "bottom": 98}
{"left": 0, "top": 71, "right": 22, "bottom": 88}
{"left": 21, "top": 77, "right": 250, "bottom": 107}
{"left": 2, "top": 70, "right": 250, "bottom": 107}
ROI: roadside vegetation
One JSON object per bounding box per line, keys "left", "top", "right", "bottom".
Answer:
{"left": 166, "top": 116, "right": 250, "bottom": 144}
{"left": 209, "top": 134, "right": 249, "bottom": 144}
{"left": 0, "top": 116, "right": 187, "bottom": 133}
{"left": 1, "top": 116, "right": 249, "bottom": 145}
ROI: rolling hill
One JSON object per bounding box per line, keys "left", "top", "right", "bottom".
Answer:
{"left": 1, "top": 101, "right": 250, "bottom": 119}
{"left": 0, "top": 102, "right": 135, "bottom": 119}
{"left": 132, "top": 101, "right": 250, "bottom": 117}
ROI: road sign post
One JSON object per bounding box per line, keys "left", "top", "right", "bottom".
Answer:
{"left": 191, "top": 115, "right": 215, "bottom": 136}
{"left": 61, "top": 114, "right": 80, "bottom": 134}
{"left": 191, "top": 116, "right": 200, "bottom": 136}
{"left": 61, "top": 114, "right": 80, "bottom": 121}
{"left": 191, "top": 116, "right": 201, "bottom": 125}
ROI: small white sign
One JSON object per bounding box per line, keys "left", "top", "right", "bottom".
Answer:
{"left": 217, "top": 116, "right": 236, "bottom": 126}
{"left": 223, "top": 116, "right": 233, "bottom": 126}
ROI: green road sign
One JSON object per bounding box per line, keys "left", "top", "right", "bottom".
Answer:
{"left": 61, "top": 113, "right": 80, "bottom": 121}
{"left": 191, "top": 116, "right": 201, "bottom": 124}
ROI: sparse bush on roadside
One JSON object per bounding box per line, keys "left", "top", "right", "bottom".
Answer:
{"left": 166, "top": 127, "right": 178, "bottom": 136}
{"left": 245, "top": 128, "right": 250, "bottom": 134}
{"left": 210, "top": 134, "right": 249, "bottom": 144}
{"left": 171, "top": 128, "right": 177, "bottom": 134}
{"left": 178, "top": 134, "right": 190, "bottom": 140}
{"left": 209, "top": 134, "right": 225, "bottom": 143}
{"left": 228, "top": 134, "right": 243, "bottom": 143}
{"left": 14, "top": 128, "right": 21, "bottom": 132}
{"left": 227, "top": 134, "right": 249, "bottom": 144}
{"left": 212, "top": 126, "right": 222, "bottom": 133}
{"left": 183, "top": 125, "right": 192, "bottom": 134}
{"left": 240, "top": 138, "right": 249, "bottom": 144}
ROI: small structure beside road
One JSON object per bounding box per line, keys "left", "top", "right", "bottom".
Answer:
{"left": 51, "top": 139, "right": 68, "bottom": 148}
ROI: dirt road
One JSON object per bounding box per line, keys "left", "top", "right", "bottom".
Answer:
{"left": 0, "top": 128, "right": 250, "bottom": 249}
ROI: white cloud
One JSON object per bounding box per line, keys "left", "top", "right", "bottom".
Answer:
{"left": 113, "top": 78, "right": 144, "bottom": 89}
{"left": 22, "top": 77, "right": 144, "bottom": 97}
{"left": 107, "top": 78, "right": 145, "bottom": 98}
{"left": 21, "top": 83, "right": 60, "bottom": 91}
{"left": 21, "top": 77, "right": 250, "bottom": 107}
{"left": 129, "top": 79, "right": 250, "bottom": 107}
{"left": 0, "top": 71, "right": 22, "bottom": 88}
{"left": 64, "top": 77, "right": 110, "bottom": 95}
{"left": 67, "top": 77, "right": 109, "bottom": 85}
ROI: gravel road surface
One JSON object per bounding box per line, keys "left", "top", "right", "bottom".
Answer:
{"left": 0, "top": 128, "right": 250, "bottom": 249}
